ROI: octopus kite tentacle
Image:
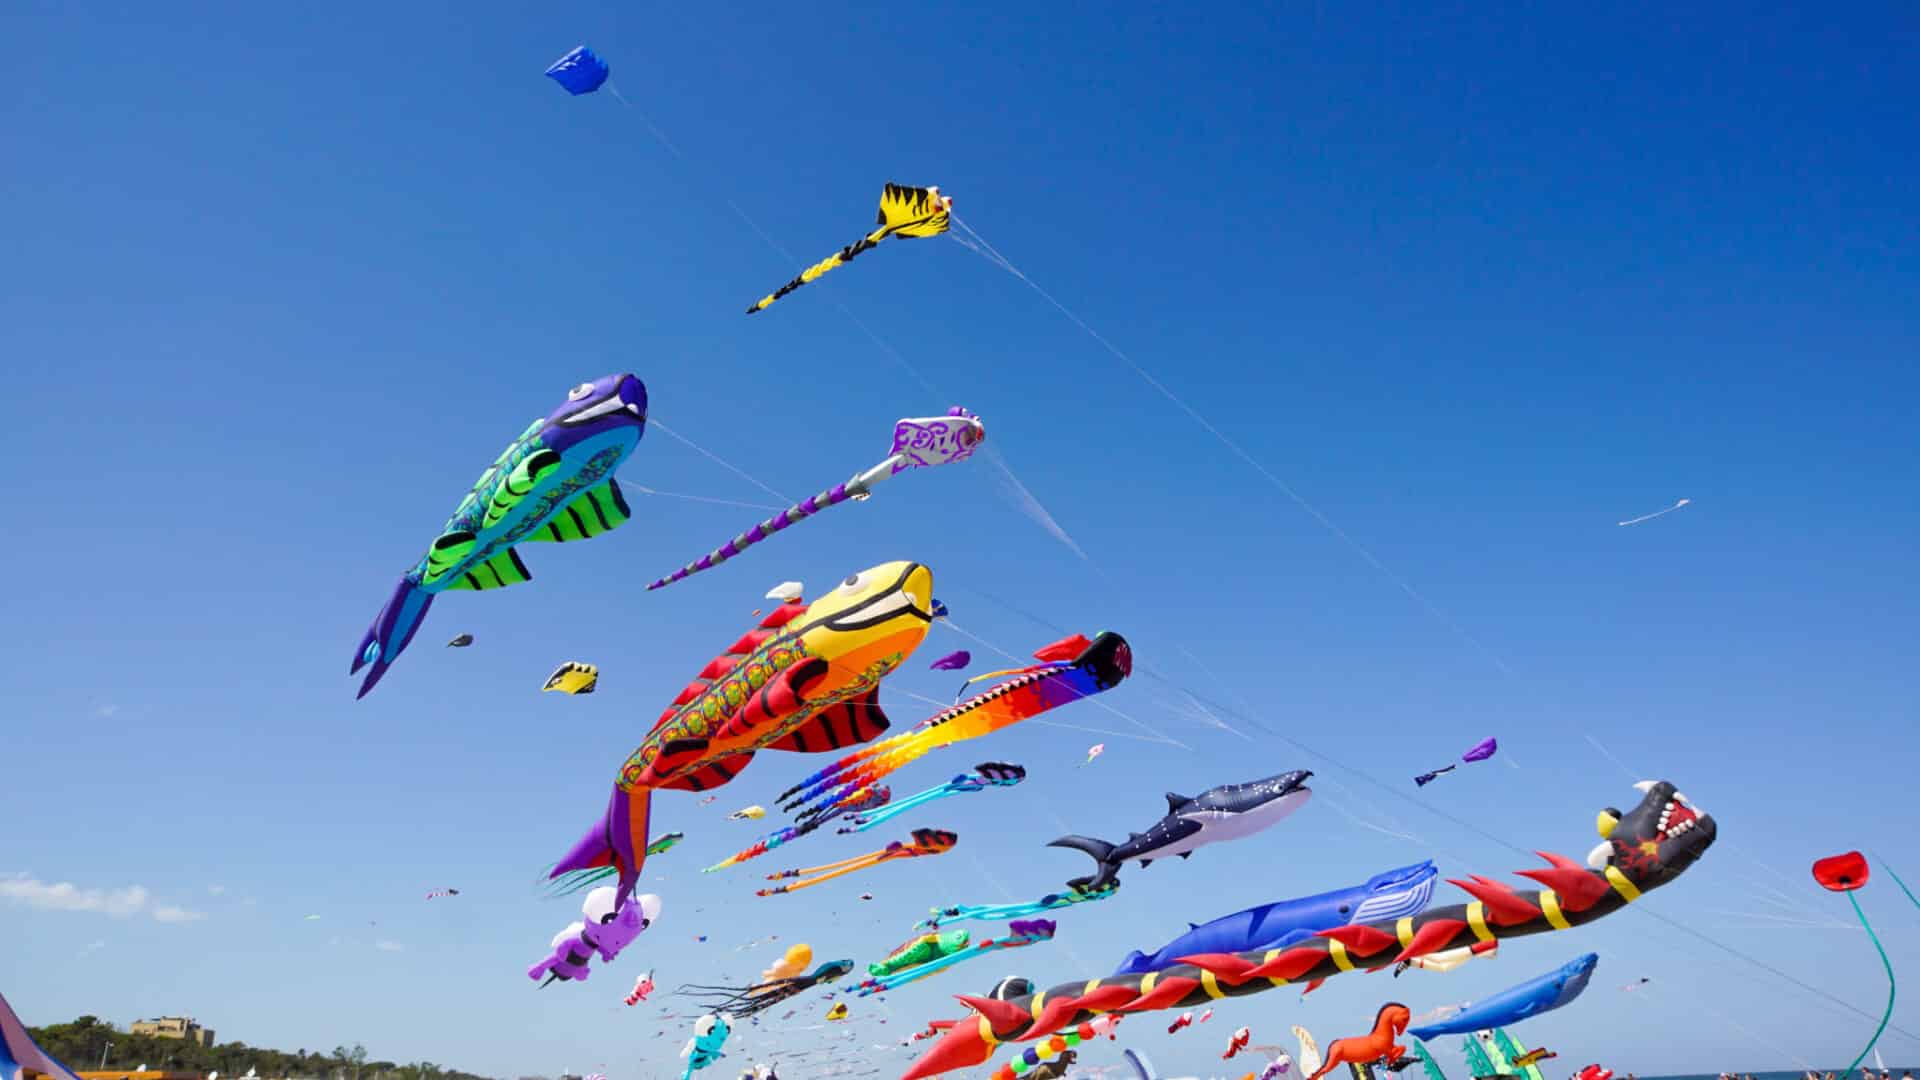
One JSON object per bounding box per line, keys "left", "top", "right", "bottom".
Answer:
{"left": 679, "top": 960, "right": 855, "bottom": 1018}
{"left": 901, "top": 780, "right": 1715, "bottom": 1079}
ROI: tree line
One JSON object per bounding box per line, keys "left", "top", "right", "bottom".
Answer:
{"left": 27, "top": 1016, "right": 494, "bottom": 1080}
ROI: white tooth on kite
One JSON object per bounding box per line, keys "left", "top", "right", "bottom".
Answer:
{"left": 1634, "top": 780, "right": 1656, "bottom": 793}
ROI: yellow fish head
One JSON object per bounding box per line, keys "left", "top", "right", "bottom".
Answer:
{"left": 796, "top": 561, "right": 935, "bottom": 685}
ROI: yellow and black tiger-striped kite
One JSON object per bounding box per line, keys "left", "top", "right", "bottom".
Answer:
{"left": 746, "top": 183, "right": 952, "bottom": 314}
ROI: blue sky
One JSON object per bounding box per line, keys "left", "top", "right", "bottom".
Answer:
{"left": 3, "top": 1, "right": 1917, "bottom": 1077}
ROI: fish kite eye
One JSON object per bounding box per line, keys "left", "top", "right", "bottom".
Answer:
{"left": 568, "top": 381, "right": 594, "bottom": 401}
{"left": 840, "top": 571, "right": 869, "bottom": 592}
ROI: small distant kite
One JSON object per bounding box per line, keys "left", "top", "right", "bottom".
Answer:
{"left": 446, "top": 634, "right": 473, "bottom": 648}
{"left": 1619, "top": 977, "right": 1651, "bottom": 991}
{"left": 648, "top": 408, "right": 984, "bottom": 590}
{"left": 1079, "top": 744, "right": 1105, "bottom": 768}
{"left": 747, "top": 184, "right": 953, "bottom": 314}
{"left": 1222, "top": 1027, "right": 1252, "bottom": 1060}
{"left": 304, "top": 914, "right": 322, "bottom": 921}
{"left": 929, "top": 650, "right": 971, "bottom": 672}
{"left": 1198, "top": 1008, "right": 1214, "bottom": 1024}
{"left": 543, "top": 661, "right": 599, "bottom": 695}
{"left": 826, "top": 1003, "right": 850, "bottom": 1022}
{"left": 731, "top": 805, "right": 768, "bottom": 821}
{"left": 545, "top": 46, "right": 611, "bottom": 96}
{"left": 1414, "top": 737, "right": 1497, "bottom": 786}
{"left": 1617, "top": 497, "right": 1691, "bottom": 527}
{"left": 1167, "top": 1013, "right": 1193, "bottom": 1035}
{"left": 627, "top": 970, "right": 656, "bottom": 1005}
{"left": 647, "top": 832, "right": 686, "bottom": 856}
{"left": 859, "top": 893, "right": 875, "bottom": 901}
{"left": 424, "top": 888, "right": 460, "bottom": 900}
{"left": 699, "top": 795, "right": 719, "bottom": 806}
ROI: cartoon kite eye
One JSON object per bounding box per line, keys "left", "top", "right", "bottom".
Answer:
{"left": 838, "top": 570, "right": 872, "bottom": 594}
{"left": 568, "top": 381, "right": 594, "bottom": 401}
{"left": 582, "top": 885, "right": 619, "bottom": 924}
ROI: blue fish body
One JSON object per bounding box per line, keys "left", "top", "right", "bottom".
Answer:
{"left": 350, "top": 374, "right": 647, "bottom": 697}
{"left": 1408, "top": 953, "right": 1599, "bottom": 1039}
{"left": 1114, "top": 861, "right": 1437, "bottom": 975}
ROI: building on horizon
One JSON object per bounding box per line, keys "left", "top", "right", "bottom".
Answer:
{"left": 126, "top": 1020, "right": 213, "bottom": 1048}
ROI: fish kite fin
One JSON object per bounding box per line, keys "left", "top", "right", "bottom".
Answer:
{"left": 658, "top": 753, "right": 756, "bottom": 793}
{"left": 720, "top": 657, "right": 832, "bottom": 741}
{"left": 419, "top": 530, "right": 478, "bottom": 586}
{"left": 527, "top": 480, "right": 633, "bottom": 542}
{"left": 481, "top": 448, "right": 563, "bottom": 530}
{"left": 1165, "top": 792, "right": 1193, "bottom": 812}
{"left": 443, "top": 547, "right": 533, "bottom": 591}
{"left": 549, "top": 786, "right": 652, "bottom": 903}
{"left": 767, "top": 687, "right": 892, "bottom": 752}
{"left": 1048, "top": 835, "right": 1120, "bottom": 890}
{"left": 351, "top": 574, "right": 435, "bottom": 698}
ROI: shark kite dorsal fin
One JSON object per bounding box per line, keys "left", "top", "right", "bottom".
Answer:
{"left": 1165, "top": 792, "right": 1192, "bottom": 813}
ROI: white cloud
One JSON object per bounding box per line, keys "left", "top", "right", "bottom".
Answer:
{"left": 96, "top": 704, "right": 121, "bottom": 719}
{"left": 2, "top": 875, "right": 150, "bottom": 917}
{"left": 1, "top": 873, "right": 205, "bottom": 924}
{"left": 152, "top": 905, "right": 207, "bottom": 923}
{"left": 374, "top": 940, "right": 405, "bottom": 952}
{"left": 78, "top": 940, "right": 107, "bottom": 958}
{"left": 207, "top": 884, "right": 226, "bottom": 896}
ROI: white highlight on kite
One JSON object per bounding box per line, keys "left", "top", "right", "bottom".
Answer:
{"left": 1618, "top": 498, "right": 1691, "bottom": 527}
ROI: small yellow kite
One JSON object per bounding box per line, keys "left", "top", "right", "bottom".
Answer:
{"left": 746, "top": 184, "right": 952, "bottom": 314}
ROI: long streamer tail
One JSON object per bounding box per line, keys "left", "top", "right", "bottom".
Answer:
{"left": 648, "top": 479, "right": 854, "bottom": 590}
{"left": 1843, "top": 892, "right": 1897, "bottom": 1072}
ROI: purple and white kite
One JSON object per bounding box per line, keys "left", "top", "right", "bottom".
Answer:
{"left": 648, "top": 408, "right": 985, "bottom": 590}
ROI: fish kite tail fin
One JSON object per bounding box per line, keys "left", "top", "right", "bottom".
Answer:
{"left": 549, "top": 786, "right": 653, "bottom": 904}
{"left": 350, "top": 574, "right": 434, "bottom": 699}
{"left": 1047, "top": 835, "right": 1119, "bottom": 890}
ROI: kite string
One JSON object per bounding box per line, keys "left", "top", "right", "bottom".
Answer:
{"left": 648, "top": 418, "right": 794, "bottom": 503}
{"left": 949, "top": 215, "right": 1516, "bottom": 679}
{"left": 617, "top": 481, "right": 788, "bottom": 512}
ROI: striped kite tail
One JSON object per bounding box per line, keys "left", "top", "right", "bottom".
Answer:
{"left": 648, "top": 480, "right": 856, "bottom": 590}
{"left": 746, "top": 230, "right": 886, "bottom": 314}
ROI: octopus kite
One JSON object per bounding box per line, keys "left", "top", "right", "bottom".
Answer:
{"left": 548, "top": 562, "right": 937, "bottom": 906}
{"left": 901, "top": 780, "right": 1715, "bottom": 1078}
{"left": 746, "top": 183, "right": 953, "bottom": 314}
{"left": 680, "top": 959, "right": 856, "bottom": 1018}
{"left": 351, "top": 374, "right": 647, "bottom": 697}
{"left": 705, "top": 784, "right": 892, "bottom": 871}
{"left": 919, "top": 881, "right": 1119, "bottom": 931}
{"left": 757, "top": 828, "right": 957, "bottom": 896}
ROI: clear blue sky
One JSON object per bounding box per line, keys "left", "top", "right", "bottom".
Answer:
{"left": 4, "top": 2, "right": 1916, "bottom": 1078}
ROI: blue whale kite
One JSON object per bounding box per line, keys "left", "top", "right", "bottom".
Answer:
{"left": 1115, "top": 861, "right": 1438, "bottom": 976}
{"left": 1407, "top": 952, "right": 1599, "bottom": 1039}
{"left": 350, "top": 374, "right": 648, "bottom": 697}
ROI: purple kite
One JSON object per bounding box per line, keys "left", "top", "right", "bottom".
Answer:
{"left": 1414, "top": 738, "right": 1497, "bottom": 786}
{"left": 930, "top": 650, "right": 971, "bottom": 671}
{"left": 648, "top": 408, "right": 984, "bottom": 590}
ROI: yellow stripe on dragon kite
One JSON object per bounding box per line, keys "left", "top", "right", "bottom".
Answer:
{"left": 1604, "top": 866, "right": 1644, "bottom": 903}
{"left": 746, "top": 183, "right": 953, "bottom": 314}
{"left": 1467, "top": 901, "right": 1495, "bottom": 942}
{"left": 1540, "top": 889, "right": 1572, "bottom": 930}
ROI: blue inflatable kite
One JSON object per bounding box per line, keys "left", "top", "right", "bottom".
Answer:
{"left": 545, "top": 46, "right": 610, "bottom": 96}
{"left": 1407, "top": 953, "right": 1599, "bottom": 1039}
{"left": 1114, "top": 861, "right": 1438, "bottom": 976}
